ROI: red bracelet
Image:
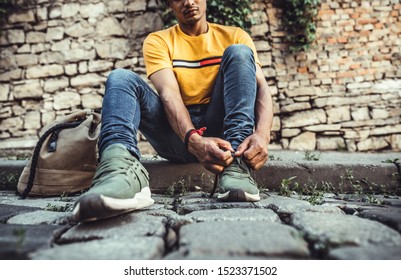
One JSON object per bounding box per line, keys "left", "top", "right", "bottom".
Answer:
{"left": 184, "top": 127, "right": 206, "bottom": 150}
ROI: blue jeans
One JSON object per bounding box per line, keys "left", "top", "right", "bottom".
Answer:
{"left": 99, "top": 44, "right": 257, "bottom": 163}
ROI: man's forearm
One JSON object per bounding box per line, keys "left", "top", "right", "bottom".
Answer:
{"left": 160, "top": 92, "right": 194, "bottom": 141}
{"left": 254, "top": 70, "right": 273, "bottom": 143}
{"left": 149, "top": 69, "right": 195, "bottom": 142}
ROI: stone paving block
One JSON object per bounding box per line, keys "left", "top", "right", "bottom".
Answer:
{"left": 132, "top": 203, "right": 174, "bottom": 214}
{"left": 321, "top": 194, "right": 401, "bottom": 214}
{"left": 177, "top": 201, "right": 257, "bottom": 214}
{"left": 136, "top": 207, "right": 190, "bottom": 237}
{"left": 178, "top": 192, "right": 222, "bottom": 205}
{"left": 381, "top": 197, "right": 401, "bottom": 208}
{"left": 256, "top": 195, "right": 310, "bottom": 211}
{"left": 292, "top": 212, "right": 401, "bottom": 255}
{"left": 151, "top": 194, "right": 175, "bottom": 208}
{"left": 176, "top": 192, "right": 257, "bottom": 214}
{"left": 0, "top": 224, "right": 64, "bottom": 259}
{"left": 337, "top": 195, "right": 401, "bottom": 209}
{"left": 0, "top": 204, "right": 41, "bottom": 223}
{"left": 136, "top": 206, "right": 181, "bottom": 249}
{"left": 186, "top": 208, "right": 281, "bottom": 223}
{"left": 328, "top": 245, "right": 401, "bottom": 260}
{"left": 59, "top": 213, "right": 167, "bottom": 243}
{"left": 31, "top": 237, "right": 165, "bottom": 260}
{"left": 7, "top": 210, "right": 73, "bottom": 225}
{"left": 357, "top": 207, "right": 401, "bottom": 233}
{"left": 134, "top": 204, "right": 178, "bottom": 219}
{"left": 168, "top": 221, "right": 310, "bottom": 259}
{"left": 255, "top": 195, "right": 344, "bottom": 223}
{"left": 321, "top": 197, "right": 377, "bottom": 214}
{"left": 137, "top": 206, "right": 178, "bottom": 218}
{"left": 1, "top": 196, "right": 73, "bottom": 210}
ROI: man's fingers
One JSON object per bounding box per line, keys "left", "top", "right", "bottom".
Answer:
{"left": 217, "top": 139, "right": 234, "bottom": 152}
{"left": 243, "top": 151, "right": 268, "bottom": 170}
{"left": 210, "top": 146, "right": 232, "bottom": 161}
{"left": 252, "top": 160, "right": 266, "bottom": 171}
{"left": 201, "top": 138, "right": 234, "bottom": 167}
{"left": 243, "top": 144, "right": 259, "bottom": 160}
{"left": 204, "top": 163, "right": 225, "bottom": 174}
{"left": 211, "top": 153, "right": 234, "bottom": 166}
{"left": 235, "top": 138, "right": 250, "bottom": 157}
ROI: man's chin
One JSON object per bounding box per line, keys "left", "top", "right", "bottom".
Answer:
{"left": 184, "top": 16, "right": 202, "bottom": 25}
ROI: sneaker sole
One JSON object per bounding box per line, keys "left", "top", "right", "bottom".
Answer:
{"left": 217, "top": 189, "right": 260, "bottom": 202}
{"left": 72, "top": 187, "right": 154, "bottom": 222}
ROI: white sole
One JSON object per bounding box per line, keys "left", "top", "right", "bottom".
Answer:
{"left": 217, "top": 189, "right": 260, "bottom": 202}
{"left": 73, "top": 187, "right": 154, "bottom": 222}
{"left": 101, "top": 186, "right": 154, "bottom": 210}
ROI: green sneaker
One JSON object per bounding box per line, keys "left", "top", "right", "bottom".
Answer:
{"left": 217, "top": 157, "right": 260, "bottom": 202}
{"left": 73, "top": 144, "right": 154, "bottom": 222}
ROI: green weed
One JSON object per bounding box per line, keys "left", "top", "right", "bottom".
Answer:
{"left": 269, "top": 154, "right": 282, "bottom": 161}
{"left": 166, "top": 178, "right": 187, "bottom": 198}
{"left": 12, "top": 228, "right": 26, "bottom": 251}
{"left": 303, "top": 150, "right": 320, "bottom": 161}
{"left": 278, "top": 176, "right": 298, "bottom": 197}
{"left": 45, "top": 203, "right": 72, "bottom": 212}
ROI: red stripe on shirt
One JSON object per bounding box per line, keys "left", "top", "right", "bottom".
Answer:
{"left": 199, "top": 58, "right": 222, "bottom": 66}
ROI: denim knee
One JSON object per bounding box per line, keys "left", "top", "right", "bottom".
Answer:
{"left": 223, "top": 44, "right": 254, "bottom": 64}
{"left": 106, "top": 68, "right": 142, "bottom": 89}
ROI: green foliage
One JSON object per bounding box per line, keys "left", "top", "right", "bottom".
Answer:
{"left": 166, "top": 177, "right": 188, "bottom": 198}
{"left": 278, "top": 176, "right": 334, "bottom": 205}
{"left": 0, "top": 0, "right": 34, "bottom": 19}
{"left": 282, "top": 0, "right": 321, "bottom": 52}
{"left": 279, "top": 172, "right": 393, "bottom": 206}
{"left": 268, "top": 154, "right": 282, "bottom": 161}
{"left": 278, "top": 176, "right": 298, "bottom": 197}
{"left": 13, "top": 228, "right": 26, "bottom": 250}
{"left": 45, "top": 203, "right": 73, "bottom": 212}
{"left": 303, "top": 150, "right": 320, "bottom": 161}
{"left": 207, "top": 0, "right": 253, "bottom": 32}
{"left": 0, "top": 0, "right": 12, "bottom": 17}
{"left": 162, "top": 0, "right": 253, "bottom": 33}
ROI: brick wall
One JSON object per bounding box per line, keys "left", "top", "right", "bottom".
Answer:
{"left": 0, "top": 0, "right": 400, "bottom": 152}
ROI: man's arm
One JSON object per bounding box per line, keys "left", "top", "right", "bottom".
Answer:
{"left": 235, "top": 65, "right": 273, "bottom": 170}
{"left": 149, "top": 69, "right": 233, "bottom": 173}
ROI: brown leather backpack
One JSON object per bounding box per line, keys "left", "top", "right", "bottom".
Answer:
{"left": 17, "top": 109, "right": 101, "bottom": 198}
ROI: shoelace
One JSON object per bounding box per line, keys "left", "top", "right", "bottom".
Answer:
{"left": 209, "top": 157, "right": 255, "bottom": 197}
{"left": 224, "top": 157, "right": 251, "bottom": 177}
{"left": 91, "top": 155, "right": 148, "bottom": 186}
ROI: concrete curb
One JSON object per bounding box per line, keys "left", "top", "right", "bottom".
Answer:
{"left": 1, "top": 150, "right": 400, "bottom": 195}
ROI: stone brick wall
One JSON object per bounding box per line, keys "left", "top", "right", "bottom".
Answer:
{"left": 0, "top": 0, "right": 400, "bottom": 152}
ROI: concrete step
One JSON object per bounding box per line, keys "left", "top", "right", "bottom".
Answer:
{"left": 1, "top": 150, "right": 400, "bottom": 195}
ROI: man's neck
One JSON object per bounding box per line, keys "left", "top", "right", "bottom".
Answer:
{"left": 179, "top": 19, "right": 208, "bottom": 36}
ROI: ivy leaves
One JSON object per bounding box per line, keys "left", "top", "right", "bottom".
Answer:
{"left": 162, "top": 0, "right": 253, "bottom": 33}
{"left": 207, "top": 0, "right": 253, "bottom": 33}
{"left": 282, "top": 0, "right": 321, "bottom": 52}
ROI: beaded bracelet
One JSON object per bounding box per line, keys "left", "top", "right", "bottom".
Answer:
{"left": 184, "top": 127, "right": 206, "bottom": 150}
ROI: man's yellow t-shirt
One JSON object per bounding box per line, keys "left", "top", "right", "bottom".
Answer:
{"left": 143, "top": 23, "right": 261, "bottom": 106}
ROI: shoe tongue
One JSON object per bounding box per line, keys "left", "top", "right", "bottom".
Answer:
{"left": 229, "top": 157, "right": 248, "bottom": 173}
{"left": 101, "top": 144, "right": 130, "bottom": 159}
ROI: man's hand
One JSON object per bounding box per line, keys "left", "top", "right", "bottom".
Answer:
{"left": 188, "top": 134, "right": 234, "bottom": 174}
{"left": 235, "top": 133, "right": 269, "bottom": 170}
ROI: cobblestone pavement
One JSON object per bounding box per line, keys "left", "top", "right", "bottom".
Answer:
{"left": 1, "top": 190, "right": 401, "bottom": 260}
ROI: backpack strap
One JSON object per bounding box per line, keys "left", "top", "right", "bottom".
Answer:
{"left": 19, "top": 121, "right": 83, "bottom": 199}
